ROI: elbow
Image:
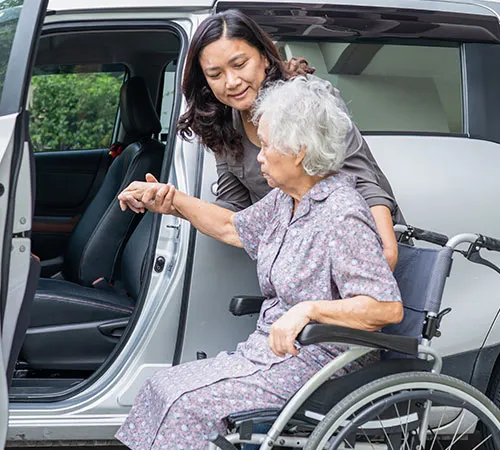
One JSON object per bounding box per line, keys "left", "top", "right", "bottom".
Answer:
{"left": 386, "top": 301, "right": 404, "bottom": 326}
{"left": 364, "top": 300, "right": 403, "bottom": 331}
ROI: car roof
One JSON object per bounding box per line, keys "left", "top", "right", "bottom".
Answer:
{"left": 47, "top": 0, "right": 215, "bottom": 12}
{"left": 46, "top": 0, "right": 500, "bottom": 17}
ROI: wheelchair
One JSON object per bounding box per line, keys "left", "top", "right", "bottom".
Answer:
{"left": 208, "top": 225, "right": 500, "bottom": 450}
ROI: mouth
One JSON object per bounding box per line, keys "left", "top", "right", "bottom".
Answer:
{"left": 229, "top": 87, "right": 249, "bottom": 99}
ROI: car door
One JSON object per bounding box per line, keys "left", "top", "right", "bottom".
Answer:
{"left": 0, "top": 0, "right": 48, "bottom": 445}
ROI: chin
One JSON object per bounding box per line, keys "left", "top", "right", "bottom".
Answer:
{"left": 232, "top": 100, "right": 253, "bottom": 112}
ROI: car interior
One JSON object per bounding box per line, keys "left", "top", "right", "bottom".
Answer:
{"left": 9, "top": 27, "right": 181, "bottom": 399}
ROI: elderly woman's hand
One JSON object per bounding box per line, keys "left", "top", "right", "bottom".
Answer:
{"left": 268, "top": 303, "right": 312, "bottom": 357}
{"left": 118, "top": 174, "right": 177, "bottom": 215}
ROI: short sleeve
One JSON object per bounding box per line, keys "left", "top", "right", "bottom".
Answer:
{"left": 330, "top": 211, "right": 401, "bottom": 302}
{"left": 215, "top": 156, "right": 252, "bottom": 212}
{"left": 233, "top": 189, "right": 279, "bottom": 260}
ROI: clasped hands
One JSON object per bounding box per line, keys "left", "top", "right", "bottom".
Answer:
{"left": 118, "top": 173, "right": 177, "bottom": 215}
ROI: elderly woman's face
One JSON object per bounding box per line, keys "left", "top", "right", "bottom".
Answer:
{"left": 199, "top": 37, "right": 269, "bottom": 112}
{"left": 257, "top": 119, "right": 302, "bottom": 190}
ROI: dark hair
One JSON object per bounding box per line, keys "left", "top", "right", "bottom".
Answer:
{"left": 176, "top": 9, "right": 286, "bottom": 158}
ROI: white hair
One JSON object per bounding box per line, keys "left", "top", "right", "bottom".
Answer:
{"left": 252, "top": 76, "right": 353, "bottom": 176}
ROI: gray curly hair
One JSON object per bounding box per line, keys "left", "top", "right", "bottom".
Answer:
{"left": 252, "top": 76, "right": 352, "bottom": 176}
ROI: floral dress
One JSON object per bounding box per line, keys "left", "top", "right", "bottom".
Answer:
{"left": 115, "top": 173, "right": 401, "bottom": 450}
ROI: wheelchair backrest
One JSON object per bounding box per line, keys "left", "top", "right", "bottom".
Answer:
{"left": 382, "top": 243, "right": 454, "bottom": 341}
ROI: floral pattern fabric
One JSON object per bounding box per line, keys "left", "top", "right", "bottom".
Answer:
{"left": 116, "top": 173, "right": 401, "bottom": 450}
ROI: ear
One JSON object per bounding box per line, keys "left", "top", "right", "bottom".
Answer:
{"left": 262, "top": 54, "right": 270, "bottom": 68}
{"left": 294, "top": 147, "right": 306, "bottom": 167}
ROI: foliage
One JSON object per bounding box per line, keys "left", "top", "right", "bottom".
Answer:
{"left": 30, "top": 72, "right": 123, "bottom": 151}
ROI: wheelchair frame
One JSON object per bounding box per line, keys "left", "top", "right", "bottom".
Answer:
{"left": 208, "top": 225, "right": 500, "bottom": 450}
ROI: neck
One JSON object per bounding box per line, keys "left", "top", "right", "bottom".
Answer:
{"left": 239, "top": 110, "right": 260, "bottom": 147}
{"left": 283, "top": 174, "right": 325, "bottom": 205}
{"left": 240, "top": 109, "right": 253, "bottom": 123}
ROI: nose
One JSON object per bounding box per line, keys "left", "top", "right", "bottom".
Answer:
{"left": 257, "top": 148, "right": 265, "bottom": 164}
{"left": 225, "top": 69, "right": 241, "bottom": 89}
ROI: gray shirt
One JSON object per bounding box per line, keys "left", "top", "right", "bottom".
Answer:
{"left": 214, "top": 83, "right": 404, "bottom": 224}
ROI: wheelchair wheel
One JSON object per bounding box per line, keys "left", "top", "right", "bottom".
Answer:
{"left": 304, "top": 371, "right": 500, "bottom": 450}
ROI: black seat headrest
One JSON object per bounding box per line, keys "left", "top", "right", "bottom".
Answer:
{"left": 120, "top": 76, "right": 162, "bottom": 138}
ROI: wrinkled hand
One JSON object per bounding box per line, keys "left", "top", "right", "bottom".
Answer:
{"left": 118, "top": 173, "right": 176, "bottom": 215}
{"left": 269, "top": 303, "right": 311, "bottom": 357}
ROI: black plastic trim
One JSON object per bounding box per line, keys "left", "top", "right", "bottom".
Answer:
{"left": 297, "top": 323, "right": 418, "bottom": 356}
{"left": 464, "top": 43, "right": 500, "bottom": 146}
{"left": 10, "top": 19, "right": 188, "bottom": 404}
{"left": 216, "top": 2, "right": 500, "bottom": 44}
{"left": 471, "top": 341, "right": 500, "bottom": 394}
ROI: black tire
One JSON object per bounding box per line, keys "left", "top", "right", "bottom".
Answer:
{"left": 482, "top": 366, "right": 500, "bottom": 450}
{"left": 304, "top": 371, "right": 500, "bottom": 450}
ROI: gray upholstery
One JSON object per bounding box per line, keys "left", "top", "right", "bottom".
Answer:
{"left": 383, "top": 243, "right": 454, "bottom": 340}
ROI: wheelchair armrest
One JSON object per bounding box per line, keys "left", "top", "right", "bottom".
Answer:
{"left": 229, "top": 296, "right": 266, "bottom": 316}
{"left": 297, "top": 323, "right": 418, "bottom": 356}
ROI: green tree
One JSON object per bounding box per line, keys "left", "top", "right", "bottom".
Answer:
{"left": 30, "top": 72, "right": 123, "bottom": 151}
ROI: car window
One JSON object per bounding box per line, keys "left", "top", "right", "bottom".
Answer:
{"left": 0, "top": 1, "right": 22, "bottom": 104}
{"left": 159, "top": 60, "right": 176, "bottom": 142}
{"left": 279, "top": 41, "right": 462, "bottom": 134}
{"left": 29, "top": 64, "right": 126, "bottom": 152}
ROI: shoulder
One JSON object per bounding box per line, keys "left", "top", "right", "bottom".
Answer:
{"left": 320, "top": 176, "right": 376, "bottom": 230}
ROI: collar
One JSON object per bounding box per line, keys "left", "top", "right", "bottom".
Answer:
{"left": 285, "top": 172, "right": 355, "bottom": 225}
{"left": 307, "top": 172, "right": 356, "bottom": 202}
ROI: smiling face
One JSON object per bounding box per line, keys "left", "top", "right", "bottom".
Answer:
{"left": 199, "top": 37, "right": 269, "bottom": 112}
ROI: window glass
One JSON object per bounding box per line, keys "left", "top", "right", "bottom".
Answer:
{"left": 29, "top": 64, "right": 125, "bottom": 152}
{"left": 279, "top": 41, "right": 462, "bottom": 134}
{"left": 0, "top": 0, "right": 23, "bottom": 101}
{"left": 159, "top": 60, "right": 176, "bottom": 140}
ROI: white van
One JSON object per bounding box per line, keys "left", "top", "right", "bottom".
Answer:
{"left": 1, "top": 0, "right": 500, "bottom": 446}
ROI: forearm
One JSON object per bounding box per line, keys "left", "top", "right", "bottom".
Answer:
{"left": 296, "top": 296, "right": 403, "bottom": 332}
{"left": 370, "top": 205, "right": 398, "bottom": 271}
{"left": 173, "top": 191, "right": 242, "bottom": 247}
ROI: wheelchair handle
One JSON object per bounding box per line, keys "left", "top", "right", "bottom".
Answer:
{"left": 446, "top": 233, "right": 500, "bottom": 252}
{"left": 478, "top": 234, "right": 500, "bottom": 252}
{"left": 395, "top": 224, "right": 449, "bottom": 247}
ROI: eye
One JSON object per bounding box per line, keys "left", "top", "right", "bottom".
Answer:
{"left": 234, "top": 60, "right": 247, "bottom": 69}
{"left": 206, "top": 72, "right": 221, "bottom": 80}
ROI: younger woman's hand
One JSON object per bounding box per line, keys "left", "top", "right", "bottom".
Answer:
{"left": 140, "top": 174, "right": 177, "bottom": 215}
{"left": 268, "top": 303, "right": 312, "bottom": 357}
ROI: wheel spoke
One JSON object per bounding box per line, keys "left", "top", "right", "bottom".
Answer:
{"left": 361, "top": 428, "right": 376, "bottom": 450}
{"left": 429, "top": 405, "right": 448, "bottom": 450}
{"left": 375, "top": 414, "right": 396, "bottom": 450}
{"left": 471, "top": 433, "right": 492, "bottom": 450}
{"left": 444, "top": 415, "right": 475, "bottom": 450}
{"left": 393, "top": 402, "right": 412, "bottom": 450}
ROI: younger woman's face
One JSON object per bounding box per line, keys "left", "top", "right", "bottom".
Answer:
{"left": 199, "top": 37, "right": 269, "bottom": 112}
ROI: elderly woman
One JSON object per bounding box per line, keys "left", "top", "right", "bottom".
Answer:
{"left": 116, "top": 76, "right": 403, "bottom": 450}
